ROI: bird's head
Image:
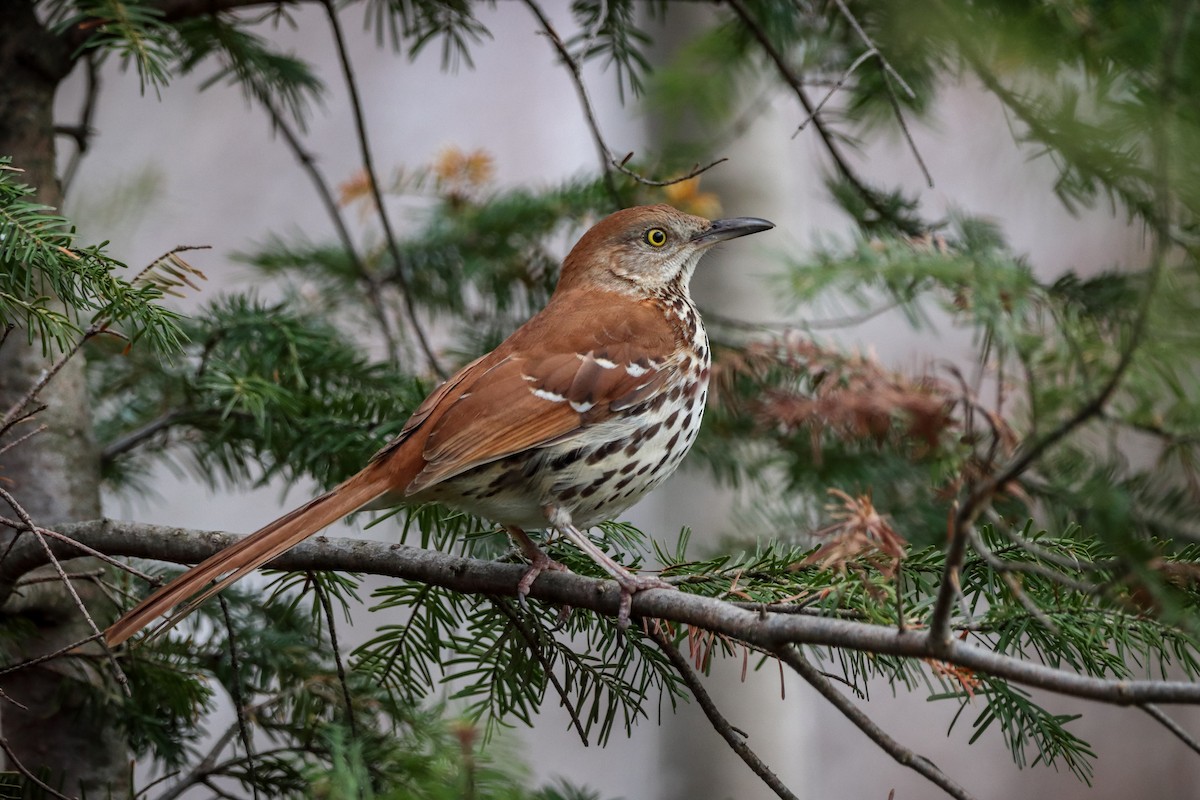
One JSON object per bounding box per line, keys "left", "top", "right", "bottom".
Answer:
{"left": 557, "top": 204, "right": 774, "bottom": 297}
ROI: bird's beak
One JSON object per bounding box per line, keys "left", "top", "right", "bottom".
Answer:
{"left": 691, "top": 216, "right": 775, "bottom": 246}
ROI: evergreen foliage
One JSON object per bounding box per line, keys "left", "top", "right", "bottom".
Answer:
{"left": 5, "top": 0, "right": 1200, "bottom": 798}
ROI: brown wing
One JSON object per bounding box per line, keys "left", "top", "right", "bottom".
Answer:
{"left": 405, "top": 292, "right": 679, "bottom": 494}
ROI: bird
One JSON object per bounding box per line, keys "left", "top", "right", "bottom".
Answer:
{"left": 104, "top": 203, "right": 773, "bottom": 646}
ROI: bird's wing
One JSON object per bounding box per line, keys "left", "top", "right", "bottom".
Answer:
{"left": 406, "top": 299, "right": 678, "bottom": 493}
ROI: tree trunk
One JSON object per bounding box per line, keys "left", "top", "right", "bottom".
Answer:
{"left": 0, "top": 3, "right": 129, "bottom": 794}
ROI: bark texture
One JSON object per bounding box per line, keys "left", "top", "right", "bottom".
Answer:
{"left": 0, "top": 3, "right": 128, "bottom": 793}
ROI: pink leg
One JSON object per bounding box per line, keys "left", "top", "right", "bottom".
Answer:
{"left": 505, "top": 526, "right": 569, "bottom": 598}
{"left": 543, "top": 506, "right": 674, "bottom": 629}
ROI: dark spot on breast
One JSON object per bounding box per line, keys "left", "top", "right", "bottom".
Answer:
{"left": 638, "top": 422, "right": 662, "bottom": 442}
{"left": 665, "top": 431, "right": 680, "bottom": 452}
{"left": 586, "top": 439, "right": 622, "bottom": 464}
{"left": 550, "top": 448, "right": 585, "bottom": 471}
{"left": 619, "top": 459, "right": 640, "bottom": 475}
{"left": 663, "top": 409, "right": 680, "bottom": 429}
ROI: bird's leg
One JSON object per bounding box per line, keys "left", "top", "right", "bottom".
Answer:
{"left": 544, "top": 506, "right": 674, "bottom": 629}
{"left": 505, "top": 525, "right": 569, "bottom": 608}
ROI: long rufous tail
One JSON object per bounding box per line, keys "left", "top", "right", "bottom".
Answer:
{"left": 105, "top": 466, "right": 392, "bottom": 647}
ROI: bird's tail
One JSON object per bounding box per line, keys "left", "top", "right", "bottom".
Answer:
{"left": 105, "top": 467, "right": 392, "bottom": 647}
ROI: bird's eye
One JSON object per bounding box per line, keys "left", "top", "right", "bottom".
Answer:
{"left": 644, "top": 227, "right": 668, "bottom": 247}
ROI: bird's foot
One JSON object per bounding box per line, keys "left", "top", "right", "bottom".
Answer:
{"left": 516, "top": 549, "right": 570, "bottom": 611}
{"left": 614, "top": 574, "right": 675, "bottom": 630}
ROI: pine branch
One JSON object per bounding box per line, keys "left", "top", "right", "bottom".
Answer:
{"left": 14, "top": 518, "right": 1200, "bottom": 708}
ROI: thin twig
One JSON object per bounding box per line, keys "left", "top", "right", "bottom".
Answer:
{"left": 218, "top": 595, "right": 260, "bottom": 800}
{"left": 522, "top": 0, "right": 727, "bottom": 196}
{"left": 776, "top": 646, "right": 976, "bottom": 800}
{"left": 0, "top": 423, "right": 47, "bottom": 457}
{"left": 0, "top": 515, "right": 158, "bottom": 583}
{"left": 830, "top": 0, "right": 916, "bottom": 97}
{"left": 493, "top": 598, "right": 588, "bottom": 746}
{"left": 0, "top": 737, "right": 78, "bottom": 800}
{"left": 99, "top": 410, "right": 188, "bottom": 464}
{"left": 725, "top": 0, "right": 923, "bottom": 235}
{"left": 1141, "top": 703, "right": 1200, "bottom": 756}
{"left": 258, "top": 93, "right": 402, "bottom": 365}
{"left": 881, "top": 69, "right": 934, "bottom": 188}
{"left": 155, "top": 723, "right": 241, "bottom": 800}
{"left": 794, "top": 48, "right": 877, "bottom": 133}
{"left": 312, "top": 576, "right": 359, "bottom": 739}
{"left": 520, "top": 0, "right": 619, "bottom": 204}
{"left": 320, "top": 0, "right": 444, "bottom": 377}
{"left": 60, "top": 52, "right": 101, "bottom": 199}
{"left": 650, "top": 626, "right": 800, "bottom": 800}
{"left": 0, "top": 632, "right": 103, "bottom": 678}
{"left": 16, "top": 568, "right": 105, "bottom": 586}
{"left": 0, "top": 327, "right": 96, "bottom": 435}
{"left": 610, "top": 155, "right": 730, "bottom": 188}
{"left": 930, "top": 0, "right": 1180, "bottom": 647}
{"left": 822, "top": 0, "right": 932, "bottom": 186}
{"left": 0, "top": 488, "right": 129, "bottom": 695}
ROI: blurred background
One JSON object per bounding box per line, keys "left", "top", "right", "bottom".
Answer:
{"left": 41, "top": 2, "right": 1197, "bottom": 798}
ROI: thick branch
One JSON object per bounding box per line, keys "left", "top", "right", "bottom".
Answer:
{"left": 15, "top": 519, "right": 1200, "bottom": 707}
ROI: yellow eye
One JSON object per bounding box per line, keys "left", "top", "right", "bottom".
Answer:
{"left": 644, "top": 227, "right": 668, "bottom": 247}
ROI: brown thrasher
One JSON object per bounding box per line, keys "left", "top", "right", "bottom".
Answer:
{"left": 105, "top": 204, "right": 773, "bottom": 645}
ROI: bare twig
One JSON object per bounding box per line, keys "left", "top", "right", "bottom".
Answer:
{"left": 0, "top": 327, "right": 97, "bottom": 435}
{"left": 829, "top": 0, "right": 916, "bottom": 97}
{"left": 218, "top": 595, "right": 260, "bottom": 800}
{"left": 320, "top": 0, "right": 444, "bottom": 377}
{"left": 725, "top": 0, "right": 923, "bottom": 235}
{"left": 880, "top": 69, "right": 934, "bottom": 188}
{"left": 821, "top": 0, "right": 932, "bottom": 186}
{"left": 312, "top": 576, "right": 359, "bottom": 739}
{"left": 0, "top": 487, "right": 129, "bottom": 696}
{"left": 650, "top": 626, "right": 800, "bottom": 800}
{"left": 1141, "top": 703, "right": 1200, "bottom": 756}
{"left": 257, "top": 93, "right": 402, "bottom": 365}
{"left": 16, "top": 568, "right": 105, "bottom": 586}
{"left": 795, "top": 48, "right": 877, "bottom": 133}
{"left": 60, "top": 52, "right": 101, "bottom": 198}
{"left": 610, "top": 155, "right": 730, "bottom": 188}
{"left": 522, "top": 0, "right": 727, "bottom": 196}
{"left": 0, "top": 514, "right": 158, "bottom": 584}
{"left": 520, "top": 0, "right": 619, "bottom": 204}
{"left": 99, "top": 410, "right": 187, "bottom": 463}
{"left": 0, "top": 423, "right": 47, "bottom": 457}
{"left": 0, "top": 632, "right": 103, "bottom": 678}
{"left": 155, "top": 722, "right": 241, "bottom": 800}
{"left": 0, "top": 737, "right": 78, "bottom": 800}
{"left": 776, "top": 646, "right": 976, "bottom": 800}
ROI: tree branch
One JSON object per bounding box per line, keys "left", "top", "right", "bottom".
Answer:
{"left": 724, "top": 0, "right": 924, "bottom": 235}
{"left": 320, "top": 0, "right": 444, "bottom": 377}
{"left": 14, "top": 519, "right": 1200, "bottom": 707}
{"left": 649, "top": 627, "right": 799, "bottom": 800}
{"left": 775, "top": 646, "right": 976, "bottom": 800}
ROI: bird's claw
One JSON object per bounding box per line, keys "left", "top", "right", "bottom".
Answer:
{"left": 614, "top": 574, "right": 675, "bottom": 630}
{"left": 516, "top": 550, "right": 570, "bottom": 616}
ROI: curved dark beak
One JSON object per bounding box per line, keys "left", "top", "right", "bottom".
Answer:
{"left": 692, "top": 216, "right": 775, "bottom": 245}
